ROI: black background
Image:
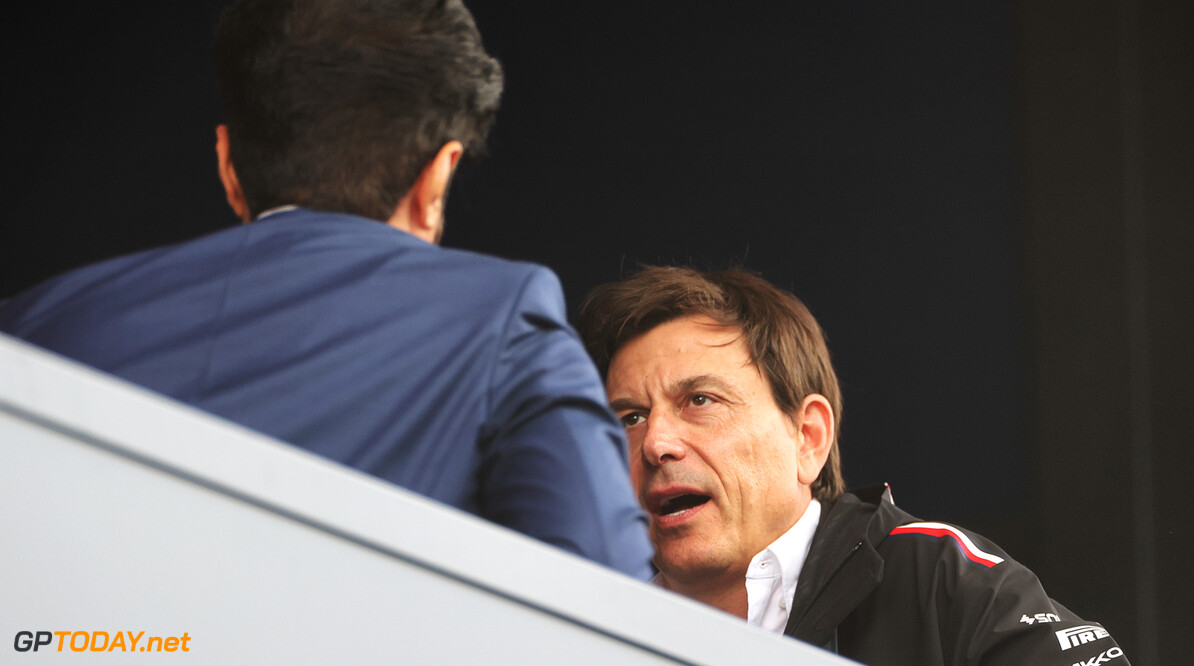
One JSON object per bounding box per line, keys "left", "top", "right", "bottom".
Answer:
{"left": 4, "top": 2, "right": 1189, "bottom": 661}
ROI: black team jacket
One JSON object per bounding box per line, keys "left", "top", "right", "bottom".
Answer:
{"left": 783, "top": 486, "right": 1130, "bottom": 666}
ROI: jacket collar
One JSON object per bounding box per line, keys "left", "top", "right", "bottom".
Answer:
{"left": 783, "top": 484, "right": 905, "bottom": 647}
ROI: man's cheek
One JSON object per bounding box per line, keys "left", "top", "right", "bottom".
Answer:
{"left": 629, "top": 467, "right": 647, "bottom": 496}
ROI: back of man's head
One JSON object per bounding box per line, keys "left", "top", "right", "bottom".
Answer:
{"left": 212, "top": 0, "right": 503, "bottom": 221}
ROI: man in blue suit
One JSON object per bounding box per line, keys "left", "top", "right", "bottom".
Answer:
{"left": 0, "top": 0, "right": 652, "bottom": 579}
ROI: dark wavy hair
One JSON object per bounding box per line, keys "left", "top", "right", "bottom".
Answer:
{"left": 579, "top": 266, "right": 845, "bottom": 502}
{"left": 212, "top": 0, "right": 503, "bottom": 221}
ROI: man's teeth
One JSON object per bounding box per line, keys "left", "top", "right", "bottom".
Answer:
{"left": 660, "top": 494, "right": 709, "bottom": 515}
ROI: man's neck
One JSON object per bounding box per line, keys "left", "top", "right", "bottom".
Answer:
{"left": 656, "top": 500, "right": 821, "bottom": 620}
{"left": 658, "top": 570, "right": 750, "bottom": 619}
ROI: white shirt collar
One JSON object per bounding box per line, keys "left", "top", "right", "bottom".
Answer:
{"left": 254, "top": 204, "right": 300, "bottom": 221}
{"left": 744, "top": 499, "right": 822, "bottom": 633}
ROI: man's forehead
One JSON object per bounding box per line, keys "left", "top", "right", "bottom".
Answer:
{"left": 607, "top": 316, "right": 759, "bottom": 390}
{"left": 620, "top": 315, "right": 742, "bottom": 355}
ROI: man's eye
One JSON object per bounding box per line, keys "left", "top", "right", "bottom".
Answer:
{"left": 689, "top": 394, "right": 712, "bottom": 407}
{"left": 620, "top": 413, "right": 645, "bottom": 427}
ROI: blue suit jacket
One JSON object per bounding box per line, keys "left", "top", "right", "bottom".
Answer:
{"left": 1, "top": 208, "right": 652, "bottom": 578}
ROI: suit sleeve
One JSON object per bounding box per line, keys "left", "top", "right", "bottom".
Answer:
{"left": 478, "top": 267, "right": 654, "bottom": 580}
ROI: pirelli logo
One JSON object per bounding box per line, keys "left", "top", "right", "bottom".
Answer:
{"left": 1056, "top": 624, "right": 1110, "bottom": 651}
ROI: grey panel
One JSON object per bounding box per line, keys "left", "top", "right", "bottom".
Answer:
{"left": 0, "top": 333, "right": 854, "bottom": 665}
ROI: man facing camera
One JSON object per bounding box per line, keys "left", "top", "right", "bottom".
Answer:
{"left": 0, "top": 0, "right": 650, "bottom": 578}
{"left": 579, "top": 266, "right": 1129, "bottom": 664}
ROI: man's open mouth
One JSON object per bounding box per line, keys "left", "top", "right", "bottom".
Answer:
{"left": 658, "top": 493, "right": 711, "bottom": 516}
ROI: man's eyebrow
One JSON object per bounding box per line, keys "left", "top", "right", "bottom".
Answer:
{"left": 608, "top": 375, "right": 742, "bottom": 413}
{"left": 674, "top": 374, "right": 740, "bottom": 399}
{"left": 608, "top": 397, "right": 641, "bottom": 413}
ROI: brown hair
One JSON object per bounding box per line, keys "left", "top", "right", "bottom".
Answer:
{"left": 579, "top": 266, "right": 845, "bottom": 502}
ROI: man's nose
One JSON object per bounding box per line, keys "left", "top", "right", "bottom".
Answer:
{"left": 640, "top": 412, "right": 688, "bottom": 467}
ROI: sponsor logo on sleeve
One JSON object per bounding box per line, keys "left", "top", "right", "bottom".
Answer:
{"left": 1056, "top": 624, "right": 1111, "bottom": 651}
{"left": 1071, "top": 647, "right": 1125, "bottom": 666}
{"left": 1020, "top": 612, "right": 1062, "bottom": 624}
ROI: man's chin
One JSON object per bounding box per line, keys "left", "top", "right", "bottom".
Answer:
{"left": 653, "top": 543, "right": 734, "bottom": 585}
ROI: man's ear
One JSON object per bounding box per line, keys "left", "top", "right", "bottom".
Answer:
{"left": 791, "top": 394, "right": 835, "bottom": 487}
{"left": 388, "top": 141, "right": 463, "bottom": 243}
{"left": 216, "top": 125, "right": 251, "bottom": 223}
